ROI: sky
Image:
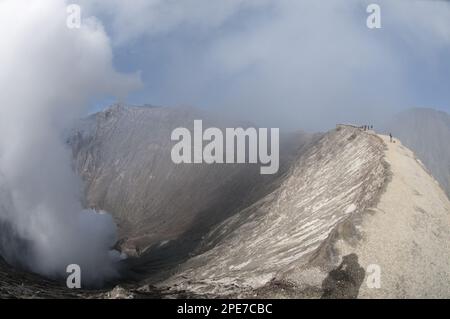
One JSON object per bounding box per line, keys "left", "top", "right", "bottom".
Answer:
{"left": 72, "top": 0, "right": 450, "bottom": 131}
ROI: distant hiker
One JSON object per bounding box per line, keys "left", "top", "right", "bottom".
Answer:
{"left": 389, "top": 133, "right": 393, "bottom": 143}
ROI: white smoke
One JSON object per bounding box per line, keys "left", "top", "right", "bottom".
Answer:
{"left": 0, "top": 0, "right": 141, "bottom": 285}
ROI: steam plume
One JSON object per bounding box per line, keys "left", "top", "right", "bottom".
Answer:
{"left": 0, "top": 0, "right": 140, "bottom": 285}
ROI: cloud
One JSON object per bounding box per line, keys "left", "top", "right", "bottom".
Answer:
{"left": 78, "top": 0, "right": 272, "bottom": 45}
{"left": 0, "top": 0, "right": 140, "bottom": 285}
{"left": 81, "top": 0, "right": 450, "bottom": 131}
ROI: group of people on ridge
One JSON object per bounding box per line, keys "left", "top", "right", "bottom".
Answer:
{"left": 358, "top": 124, "right": 394, "bottom": 142}
{"left": 359, "top": 125, "right": 373, "bottom": 131}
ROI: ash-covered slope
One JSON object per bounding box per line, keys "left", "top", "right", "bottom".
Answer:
{"left": 328, "top": 134, "right": 450, "bottom": 298}
{"left": 159, "top": 126, "right": 389, "bottom": 296}
{"left": 155, "top": 126, "right": 450, "bottom": 298}
{"left": 69, "top": 104, "right": 314, "bottom": 257}
{"left": 383, "top": 108, "right": 450, "bottom": 198}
